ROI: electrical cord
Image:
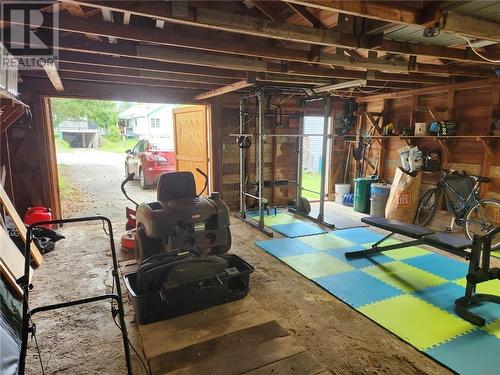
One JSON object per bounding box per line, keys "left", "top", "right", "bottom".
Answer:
{"left": 455, "top": 34, "right": 500, "bottom": 63}
{"left": 356, "top": 81, "right": 389, "bottom": 94}
{"left": 25, "top": 301, "right": 46, "bottom": 375}
{"left": 101, "top": 219, "right": 150, "bottom": 374}
{"left": 111, "top": 275, "right": 151, "bottom": 375}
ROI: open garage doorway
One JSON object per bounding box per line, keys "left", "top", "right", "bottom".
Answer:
{"left": 301, "top": 115, "right": 332, "bottom": 202}
{"left": 48, "top": 98, "right": 211, "bottom": 220}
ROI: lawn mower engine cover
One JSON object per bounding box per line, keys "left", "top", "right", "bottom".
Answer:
{"left": 135, "top": 172, "right": 231, "bottom": 262}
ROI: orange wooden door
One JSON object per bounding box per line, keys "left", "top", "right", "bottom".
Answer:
{"left": 173, "top": 105, "right": 208, "bottom": 192}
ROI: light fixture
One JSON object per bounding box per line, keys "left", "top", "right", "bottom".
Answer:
{"left": 314, "top": 79, "right": 367, "bottom": 93}
{"left": 423, "top": 26, "right": 440, "bottom": 38}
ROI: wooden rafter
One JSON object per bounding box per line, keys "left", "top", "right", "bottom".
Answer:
{"left": 19, "top": 13, "right": 455, "bottom": 76}
{"left": 9, "top": 11, "right": 495, "bottom": 81}
{"left": 285, "top": 2, "right": 321, "bottom": 27}
{"left": 284, "top": 0, "right": 500, "bottom": 42}
{"left": 195, "top": 78, "right": 255, "bottom": 100}
{"left": 56, "top": 1, "right": 500, "bottom": 65}
{"left": 356, "top": 78, "right": 500, "bottom": 102}
{"left": 43, "top": 63, "right": 64, "bottom": 92}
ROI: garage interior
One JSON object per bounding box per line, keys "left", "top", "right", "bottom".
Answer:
{"left": 1, "top": 1, "right": 500, "bottom": 374}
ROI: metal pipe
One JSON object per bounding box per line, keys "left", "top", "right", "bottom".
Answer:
{"left": 239, "top": 98, "right": 245, "bottom": 215}
{"left": 229, "top": 133, "right": 336, "bottom": 138}
{"left": 318, "top": 96, "right": 331, "bottom": 222}
{"left": 244, "top": 192, "right": 266, "bottom": 200}
{"left": 296, "top": 98, "right": 305, "bottom": 208}
{"left": 257, "top": 93, "right": 265, "bottom": 228}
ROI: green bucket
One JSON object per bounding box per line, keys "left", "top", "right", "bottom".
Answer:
{"left": 354, "top": 177, "right": 378, "bottom": 213}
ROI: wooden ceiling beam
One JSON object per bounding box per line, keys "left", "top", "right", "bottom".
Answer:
{"left": 34, "top": 12, "right": 418, "bottom": 72}
{"left": 57, "top": 0, "right": 498, "bottom": 65}
{"left": 356, "top": 78, "right": 500, "bottom": 102}
{"left": 21, "top": 70, "right": 222, "bottom": 91}
{"left": 20, "top": 12, "right": 494, "bottom": 78}
{"left": 284, "top": 1, "right": 500, "bottom": 43}
{"left": 43, "top": 63, "right": 64, "bottom": 92}
{"left": 285, "top": 2, "right": 321, "bottom": 27}
{"left": 58, "top": 51, "right": 246, "bottom": 80}
{"left": 195, "top": 78, "right": 256, "bottom": 100}
{"left": 54, "top": 62, "right": 236, "bottom": 85}
{"left": 21, "top": 77, "right": 201, "bottom": 103}
{"left": 52, "top": 38, "right": 454, "bottom": 85}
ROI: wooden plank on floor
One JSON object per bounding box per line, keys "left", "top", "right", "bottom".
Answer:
{"left": 166, "top": 335, "right": 305, "bottom": 375}
{"left": 0, "top": 184, "right": 43, "bottom": 267}
{"left": 151, "top": 320, "right": 289, "bottom": 374}
{"left": 138, "top": 295, "right": 274, "bottom": 359}
{"left": 243, "top": 351, "right": 329, "bottom": 375}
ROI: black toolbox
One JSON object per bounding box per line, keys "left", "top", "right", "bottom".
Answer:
{"left": 124, "top": 254, "right": 253, "bottom": 324}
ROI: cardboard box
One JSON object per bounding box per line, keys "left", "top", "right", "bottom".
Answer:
{"left": 414, "top": 122, "right": 427, "bottom": 136}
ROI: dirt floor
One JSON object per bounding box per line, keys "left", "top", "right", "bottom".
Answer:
{"left": 25, "top": 149, "right": 473, "bottom": 374}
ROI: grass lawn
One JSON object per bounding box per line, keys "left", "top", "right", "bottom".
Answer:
{"left": 99, "top": 137, "right": 137, "bottom": 153}
{"left": 301, "top": 172, "right": 322, "bottom": 200}
{"left": 55, "top": 136, "right": 72, "bottom": 152}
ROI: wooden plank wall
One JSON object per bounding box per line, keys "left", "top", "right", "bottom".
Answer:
{"left": 355, "top": 84, "right": 500, "bottom": 199}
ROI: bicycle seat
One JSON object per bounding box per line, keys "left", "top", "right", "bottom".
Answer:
{"left": 470, "top": 175, "right": 491, "bottom": 183}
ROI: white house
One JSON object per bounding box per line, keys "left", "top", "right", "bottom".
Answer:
{"left": 119, "top": 103, "right": 175, "bottom": 148}
{"left": 57, "top": 119, "right": 100, "bottom": 148}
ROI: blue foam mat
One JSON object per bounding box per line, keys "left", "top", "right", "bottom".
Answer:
{"left": 255, "top": 238, "right": 317, "bottom": 258}
{"left": 426, "top": 330, "right": 500, "bottom": 375}
{"left": 271, "top": 222, "right": 327, "bottom": 238}
{"left": 404, "top": 253, "right": 468, "bottom": 280}
{"left": 315, "top": 270, "right": 402, "bottom": 308}
{"left": 331, "top": 227, "right": 386, "bottom": 244}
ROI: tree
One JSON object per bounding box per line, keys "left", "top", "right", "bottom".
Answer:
{"left": 50, "top": 98, "right": 127, "bottom": 131}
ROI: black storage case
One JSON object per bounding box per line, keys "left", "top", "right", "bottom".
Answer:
{"left": 124, "top": 254, "right": 253, "bottom": 324}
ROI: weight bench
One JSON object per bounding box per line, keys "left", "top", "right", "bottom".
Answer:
{"left": 345, "top": 216, "right": 500, "bottom": 326}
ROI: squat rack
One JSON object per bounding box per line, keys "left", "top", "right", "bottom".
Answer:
{"left": 233, "top": 86, "right": 332, "bottom": 236}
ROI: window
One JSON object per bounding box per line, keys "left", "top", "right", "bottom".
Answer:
{"left": 150, "top": 118, "right": 160, "bottom": 129}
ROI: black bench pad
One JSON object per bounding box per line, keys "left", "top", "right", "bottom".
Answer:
{"left": 361, "top": 216, "right": 435, "bottom": 239}
{"left": 422, "top": 232, "right": 472, "bottom": 251}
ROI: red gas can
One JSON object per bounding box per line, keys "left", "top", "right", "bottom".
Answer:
{"left": 24, "top": 206, "right": 53, "bottom": 229}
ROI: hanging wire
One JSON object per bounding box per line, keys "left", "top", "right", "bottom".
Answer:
{"left": 455, "top": 34, "right": 500, "bottom": 63}
{"left": 328, "top": 88, "right": 354, "bottom": 99}
{"left": 356, "top": 81, "right": 389, "bottom": 94}
{"left": 110, "top": 274, "right": 151, "bottom": 375}
{"left": 24, "top": 301, "right": 46, "bottom": 374}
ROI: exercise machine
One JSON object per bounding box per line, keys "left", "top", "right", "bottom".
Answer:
{"left": 124, "top": 170, "right": 253, "bottom": 324}
{"left": 234, "top": 86, "right": 333, "bottom": 236}
{"left": 346, "top": 216, "right": 500, "bottom": 326}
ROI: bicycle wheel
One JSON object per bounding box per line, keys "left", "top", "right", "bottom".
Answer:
{"left": 465, "top": 198, "right": 500, "bottom": 250}
{"left": 414, "top": 188, "right": 440, "bottom": 226}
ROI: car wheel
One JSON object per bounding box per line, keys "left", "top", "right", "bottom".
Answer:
{"left": 139, "top": 168, "right": 150, "bottom": 189}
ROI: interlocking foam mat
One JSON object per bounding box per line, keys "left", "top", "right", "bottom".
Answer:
{"left": 256, "top": 227, "right": 500, "bottom": 374}
{"left": 247, "top": 212, "right": 327, "bottom": 238}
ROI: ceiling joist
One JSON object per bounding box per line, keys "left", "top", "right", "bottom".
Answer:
{"left": 56, "top": 1, "right": 499, "bottom": 65}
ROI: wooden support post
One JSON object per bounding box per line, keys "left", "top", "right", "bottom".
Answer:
{"left": 481, "top": 84, "right": 499, "bottom": 197}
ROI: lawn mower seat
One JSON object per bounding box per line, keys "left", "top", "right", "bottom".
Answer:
{"left": 135, "top": 171, "right": 232, "bottom": 263}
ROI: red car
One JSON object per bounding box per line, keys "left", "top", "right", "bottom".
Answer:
{"left": 125, "top": 138, "right": 176, "bottom": 189}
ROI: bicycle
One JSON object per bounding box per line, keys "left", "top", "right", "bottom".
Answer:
{"left": 414, "top": 169, "right": 500, "bottom": 249}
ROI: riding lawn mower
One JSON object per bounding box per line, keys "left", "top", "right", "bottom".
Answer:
{"left": 121, "top": 169, "right": 253, "bottom": 324}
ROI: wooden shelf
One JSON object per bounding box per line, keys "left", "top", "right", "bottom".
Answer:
{"left": 365, "top": 135, "right": 500, "bottom": 140}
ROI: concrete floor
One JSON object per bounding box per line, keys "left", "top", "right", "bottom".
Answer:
{"left": 23, "top": 150, "right": 495, "bottom": 374}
